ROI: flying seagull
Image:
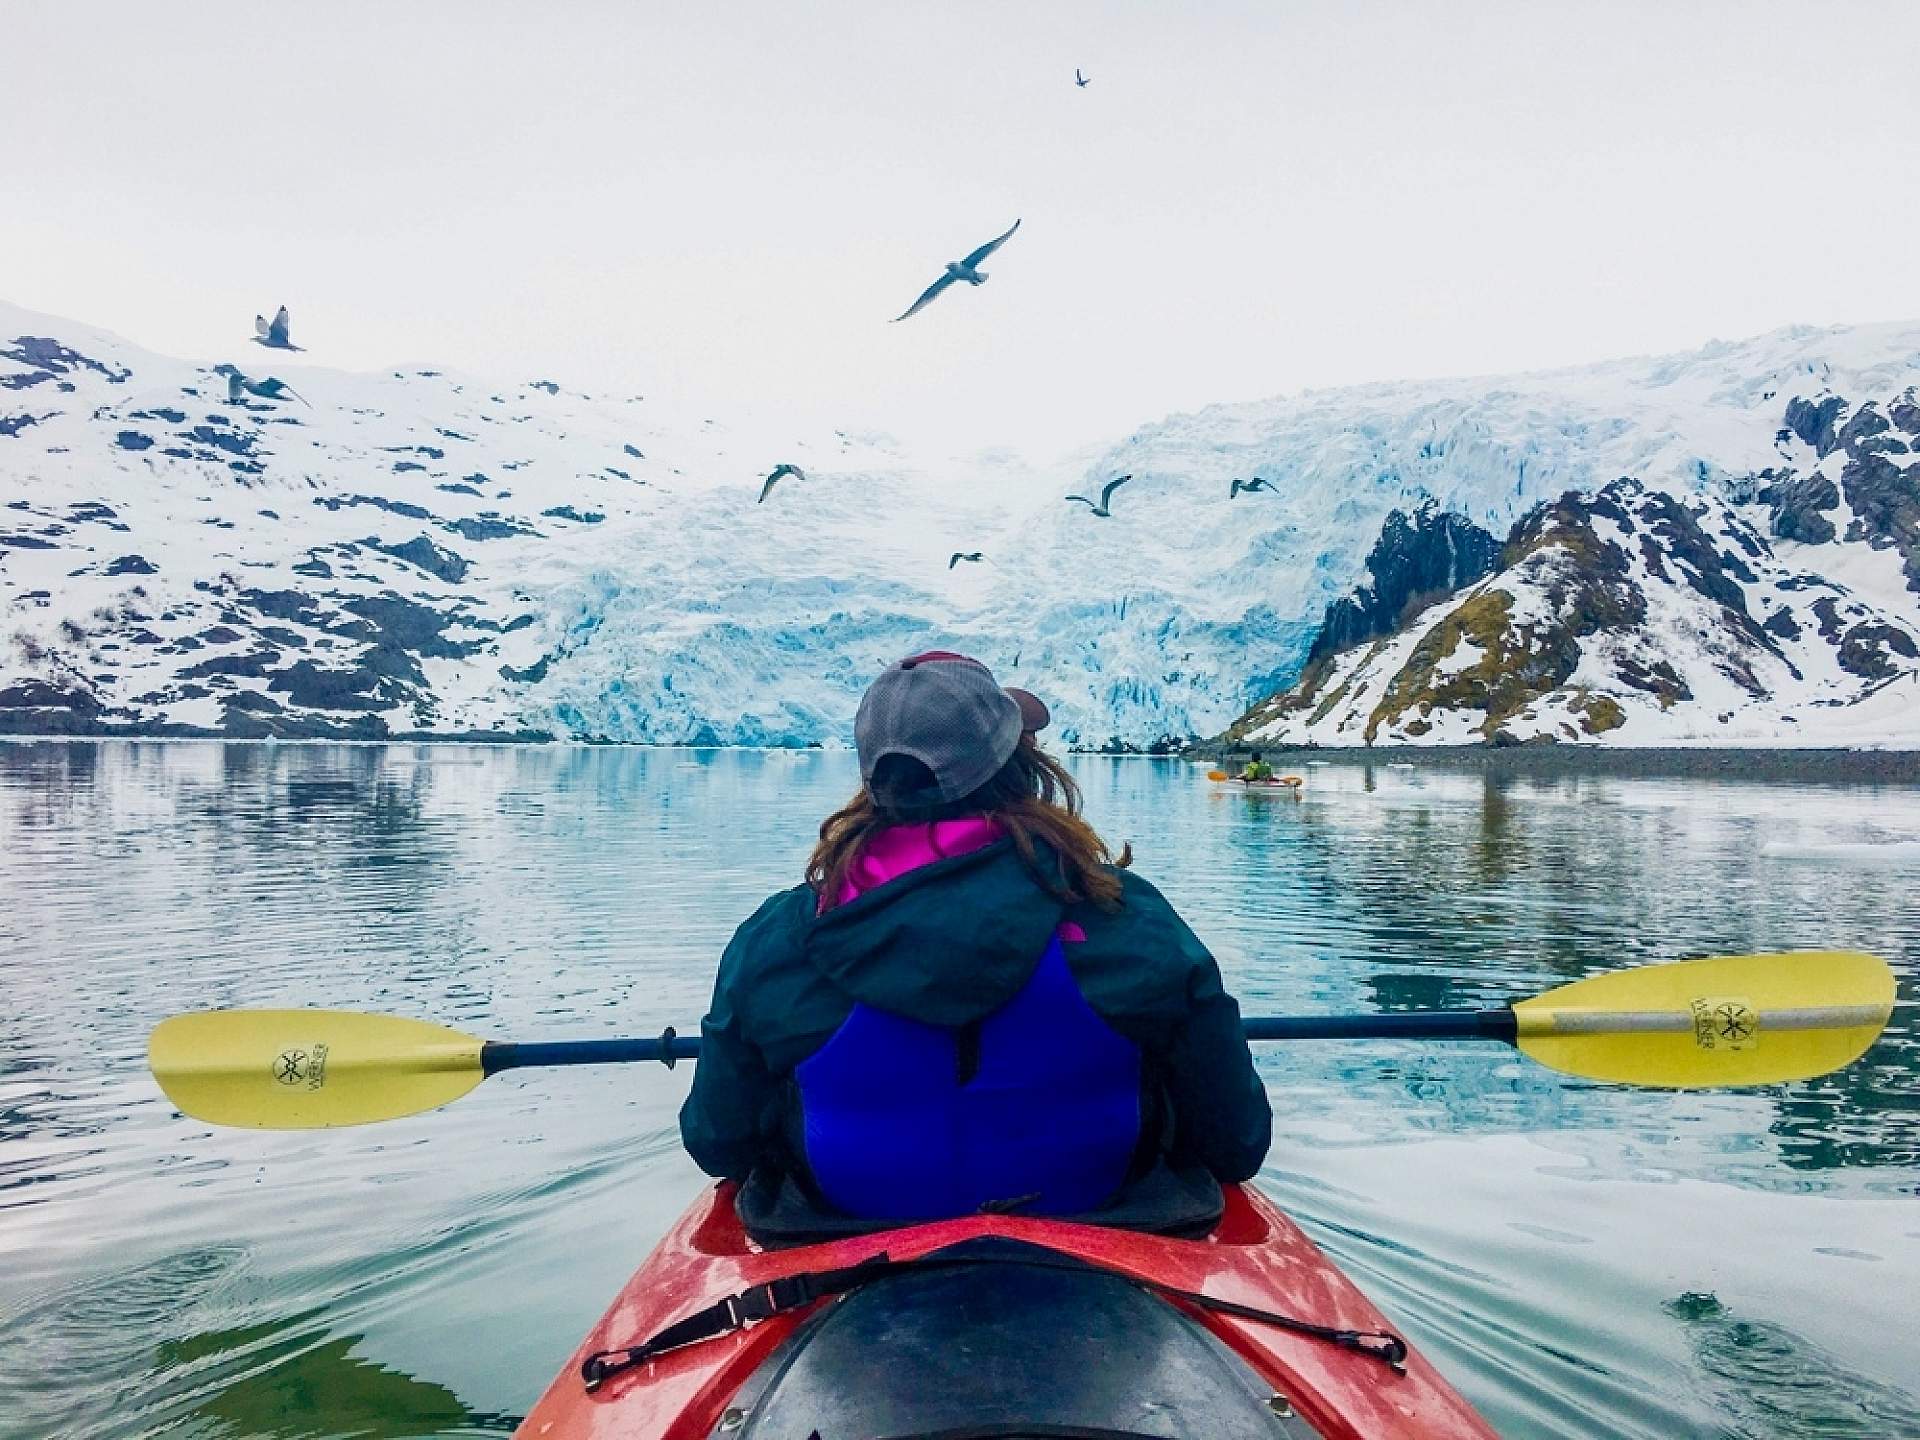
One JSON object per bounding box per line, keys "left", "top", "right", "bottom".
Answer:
{"left": 949, "top": 551, "right": 984, "bottom": 569}
{"left": 891, "top": 219, "right": 1021, "bottom": 323}
{"left": 216, "top": 364, "right": 310, "bottom": 408}
{"left": 758, "top": 463, "right": 806, "bottom": 503}
{"left": 252, "top": 305, "right": 302, "bottom": 351}
{"left": 1075, "top": 69, "right": 1091, "bottom": 87}
{"left": 1065, "top": 474, "right": 1132, "bottom": 517}
{"left": 1229, "top": 477, "right": 1273, "bottom": 498}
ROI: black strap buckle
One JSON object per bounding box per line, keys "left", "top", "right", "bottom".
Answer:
{"left": 723, "top": 1273, "right": 811, "bottom": 1327}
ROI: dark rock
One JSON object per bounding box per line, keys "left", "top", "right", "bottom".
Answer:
{"left": 185, "top": 424, "right": 258, "bottom": 458}
{"left": 1762, "top": 609, "right": 1802, "bottom": 640}
{"left": 367, "top": 534, "right": 470, "bottom": 583}
{"left": 267, "top": 660, "right": 385, "bottom": 710}
{"left": 221, "top": 690, "right": 284, "bottom": 714}
{"left": 443, "top": 513, "right": 535, "bottom": 541}
{"left": 624, "top": 443, "right": 645, "bottom": 459}
{"left": 530, "top": 380, "right": 560, "bottom": 395}
{"left": 1306, "top": 504, "right": 1501, "bottom": 664}
{"left": 115, "top": 430, "right": 155, "bottom": 451}
{"left": 1835, "top": 622, "right": 1919, "bottom": 679}
{"left": 1837, "top": 403, "right": 1891, "bottom": 457}
{"left": 1837, "top": 452, "right": 1920, "bottom": 594}
{"left": 292, "top": 557, "right": 333, "bottom": 578}
{"left": 542, "top": 505, "right": 605, "bottom": 524}
{"left": 1759, "top": 472, "right": 1839, "bottom": 544}
{"left": 130, "top": 407, "right": 187, "bottom": 424}
{"left": 1, "top": 335, "right": 131, "bottom": 385}
{"left": 1809, "top": 597, "right": 1848, "bottom": 645}
{"left": 1891, "top": 398, "right": 1920, "bottom": 436}
{"left": 179, "top": 648, "right": 280, "bottom": 680}
{"left": 0, "top": 413, "right": 48, "bottom": 437}
{"left": 499, "top": 655, "right": 551, "bottom": 683}
{"left": 0, "top": 681, "right": 102, "bottom": 716}
{"left": 1784, "top": 395, "right": 1848, "bottom": 457}
{"left": 238, "top": 589, "right": 330, "bottom": 627}
{"left": 104, "top": 554, "right": 157, "bottom": 576}
{"left": 314, "top": 494, "right": 434, "bottom": 521}
{"left": 392, "top": 461, "right": 428, "bottom": 473}
{"left": 0, "top": 533, "right": 57, "bottom": 549}
{"left": 340, "top": 594, "right": 483, "bottom": 658}
{"left": 437, "top": 483, "right": 483, "bottom": 497}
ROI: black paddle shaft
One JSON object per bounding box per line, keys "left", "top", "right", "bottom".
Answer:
{"left": 480, "top": 1010, "right": 1520, "bottom": 1075}
{"left": 1244, "top": 1009, "right": 1519, "bottom": 1043}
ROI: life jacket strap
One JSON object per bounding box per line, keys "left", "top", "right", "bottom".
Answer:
{"left": 579, "top": 1247, "right": 1407, "bottom": 1392}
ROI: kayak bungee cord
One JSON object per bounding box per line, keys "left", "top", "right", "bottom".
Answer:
{"left": 579, "top": 1244, "right": 1409, "bottom": 1393}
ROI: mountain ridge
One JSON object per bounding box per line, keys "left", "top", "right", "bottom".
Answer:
{"left": 5, "top": 302, "right": 1919, "bottom": 747}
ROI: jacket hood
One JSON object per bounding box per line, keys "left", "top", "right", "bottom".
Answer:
{"left": 802, "top": 839, "right": 1068, "bottom": 1026}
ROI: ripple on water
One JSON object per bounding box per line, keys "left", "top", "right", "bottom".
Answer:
{"left": 2, "top": 745, "right": 1918, "bottom": 1438}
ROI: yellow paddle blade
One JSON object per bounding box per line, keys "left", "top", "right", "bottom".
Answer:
{"left": 149, "top": 1009, "right": 486, "bottom": 1129}
{"left": 1206, "top": 770, "right": 1229, "bottom": 780}
{"left": 1513, "top": 950, "right": 1895, "bottom": 1087}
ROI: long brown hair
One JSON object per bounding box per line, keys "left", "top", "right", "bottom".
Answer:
{"left": 808, "top": 733, "right": 1132, "bottom": 910}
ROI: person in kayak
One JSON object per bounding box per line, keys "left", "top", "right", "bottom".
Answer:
{"left": 1240, "top": 752, "right": 1275, "bottom": 783}
{"left": 680, "top": 651, "right": 1271, "bottom": 1240}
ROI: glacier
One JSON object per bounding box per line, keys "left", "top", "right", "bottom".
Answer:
{"left": 3, "top": 301, "right": 1918, "bottom": 747}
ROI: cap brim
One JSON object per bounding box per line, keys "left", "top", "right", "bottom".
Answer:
{"left": 1005, "top": 687, "right": 1050, "bottom": 733}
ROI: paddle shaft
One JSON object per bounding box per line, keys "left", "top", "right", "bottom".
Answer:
{"left": 480, "top": 1009, "right": 1523, "bottom": 1074}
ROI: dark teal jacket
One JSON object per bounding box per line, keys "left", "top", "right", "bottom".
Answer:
{"left": 679, "top": 840, "right": 1271, "bottom": 1192}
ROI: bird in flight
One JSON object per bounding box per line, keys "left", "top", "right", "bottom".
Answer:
{"left": 252, "top": 305, "right": 302, "bottom": 351}
{"left": 217, "top": 364, "right": 310, "bottom": 407}
{"left": 892, "top": 219, "right": 1022, "bottom": 323}
{"left": 758, "top": 463, "right": 807, "bottom": 503}
{"left": 949, "top": 551, "right": 985, "bottom": 569}
{"left": 1066, "top": 474, "right": 1132, "bottom": 517}
{"left": 1229, "top": 477, "right": 1273, "bottom": 498}
{"left": 1075, "top": 69, "right": 1091, "bottom": 87}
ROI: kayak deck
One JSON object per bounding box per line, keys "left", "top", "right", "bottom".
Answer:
{"left": 514, "top": 1182, "right": 1494, "bottom": 1440}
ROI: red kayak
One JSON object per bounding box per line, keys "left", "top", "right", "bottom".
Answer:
{"left": 516, "top": 1181, "right": 1494, "bottom": 1439}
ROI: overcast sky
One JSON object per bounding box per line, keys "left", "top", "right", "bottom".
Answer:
{"left": 7, "top": 1, "right": 1918, "bottom": 457}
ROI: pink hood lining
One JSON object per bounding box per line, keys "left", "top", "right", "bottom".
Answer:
{"left": 826, "top": 818, "right": 1088, "bottom": 944}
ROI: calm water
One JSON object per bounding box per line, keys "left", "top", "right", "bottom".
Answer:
{"left": 1, "top": 742, "right": 1917, "bottom": 1440}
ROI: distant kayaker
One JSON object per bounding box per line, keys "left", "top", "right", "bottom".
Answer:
{"left": 1241, "top": 752, "right": 1275, "bottom": 783}
{"left": 680, "top": 652, "right": 1271, "bottom": 1239}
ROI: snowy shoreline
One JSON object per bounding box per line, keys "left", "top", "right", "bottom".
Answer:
{"left": 5, "top": 730, "right": 1917, "bottom": 783}
{"left": 1192, "top": 743, "right": 1920, "bottom": 783}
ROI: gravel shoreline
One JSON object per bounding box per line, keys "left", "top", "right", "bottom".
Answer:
{"left": 1191, "top": 745, "right": 1920, "bottom": 784}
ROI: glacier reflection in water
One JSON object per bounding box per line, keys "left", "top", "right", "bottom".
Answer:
{"left": 0, "top": 741, "right": 1915, "bottom": 1439}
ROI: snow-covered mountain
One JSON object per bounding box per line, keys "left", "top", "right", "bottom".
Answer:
{"left": 4, "top": 302, "right": 1918, "bottom": 746}
{"left": 1222, "top": 415, "right": 1920, "bottom": 748}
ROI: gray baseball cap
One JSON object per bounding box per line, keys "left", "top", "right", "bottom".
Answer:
{"left": 855, "top": 651, "right": 1051, "bottom": 804}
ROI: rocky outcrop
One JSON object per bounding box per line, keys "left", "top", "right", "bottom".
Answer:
{"left": 1306, "top": 505, "right": 1500, "bottom": 664}
{"left": 1219, "top": 458, "right": 1920, "bottom": 748}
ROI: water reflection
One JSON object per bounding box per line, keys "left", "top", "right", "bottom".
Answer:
{"left": 1664, "top": 1292, "right": 1920, "bottom": 1438}
{"left": 0, "top": 743, "right": 1915, "bottom": 1438}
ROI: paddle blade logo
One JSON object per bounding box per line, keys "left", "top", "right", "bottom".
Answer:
{"left": 271, "top": 1043, "right": 330, "bottom": 1091}
{"left": 1690, "top": 996, "right": 1756, "bottom": 1052}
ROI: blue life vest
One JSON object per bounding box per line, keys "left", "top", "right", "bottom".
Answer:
{"left": 795, "top": 937, "right": 1142, "bottom": 1219}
